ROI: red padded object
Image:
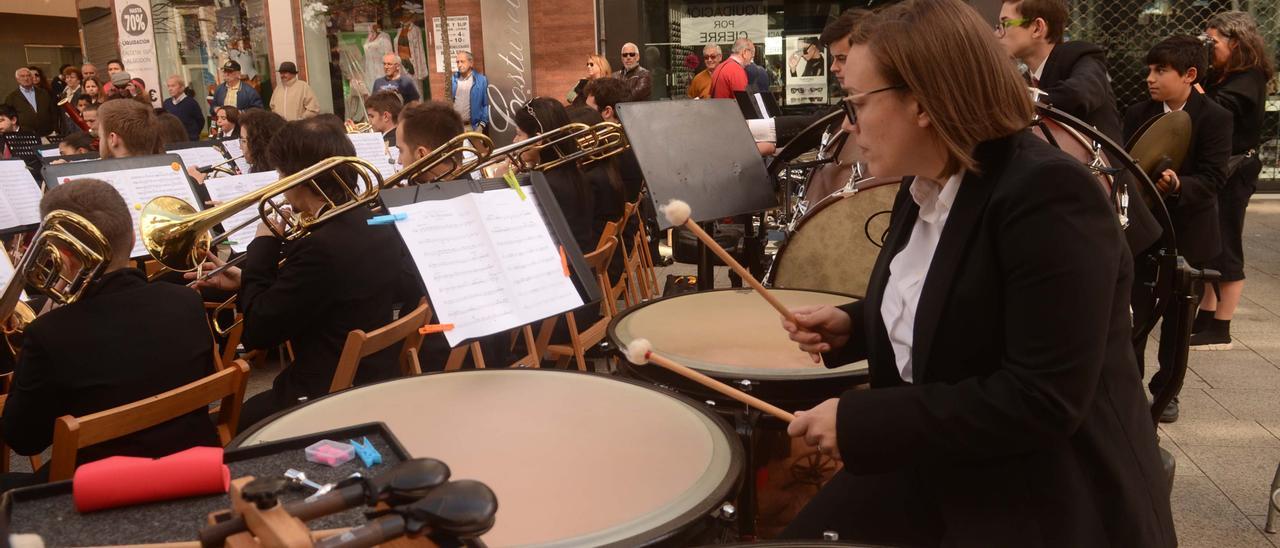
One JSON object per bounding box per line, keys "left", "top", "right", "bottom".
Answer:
{"left": 72, "top": 446, "right": 230, "bottom": 512}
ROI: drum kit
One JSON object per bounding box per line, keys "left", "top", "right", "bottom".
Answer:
{"left": 225, "top": 96, "right": 1192, "bottom": 547}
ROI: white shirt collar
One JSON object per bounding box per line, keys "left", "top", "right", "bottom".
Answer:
{"left": 1030, "top": 46, "right": 1054, "bottom": 82}
{"left": 1162, "top": 100, "right": 1185, "bottom": 113}
{"left": 171, "top": 92, "right": 186, "bottom": 103}
{"left": 910, "top": 171, "right": 963, "bottom": 224}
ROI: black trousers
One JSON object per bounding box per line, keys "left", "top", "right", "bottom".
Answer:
{"left": 781, "top": 469, "right": 943, "bottom": 547}
{"left": 1131, "top": 255, "right": 1203, "bottom": 397}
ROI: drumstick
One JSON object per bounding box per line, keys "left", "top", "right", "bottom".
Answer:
{"left": 662, "top": 199, "right": 823, "bottom": 363}
{"left": 626, "top": 339, "right": 795, "bottom": 422}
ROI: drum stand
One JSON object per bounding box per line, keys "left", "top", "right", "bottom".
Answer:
{"left": 1147, "top": 251, "right": 1219, "bottom": 425}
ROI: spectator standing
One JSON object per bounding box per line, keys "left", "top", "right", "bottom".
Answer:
{"left": 372, "top": 53, "right": 421, "bottom": 104}
{"left": 449, "top": 51, "right": 490, "bottom": 132}
{"left": 4, "top": 68, "right": 57, "bottom": 137}
{"left": 163, "top": 75, "right": 206, "bottom": 141}
{"left": 612, "top": 42, "right": 652, "bottom": 102}
{"left": 269, "top": 62, "right": 320, "bottom": 121}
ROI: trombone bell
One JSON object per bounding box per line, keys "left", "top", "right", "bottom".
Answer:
{"left": 141, "top": 196, "right": 211, "bottom": 273}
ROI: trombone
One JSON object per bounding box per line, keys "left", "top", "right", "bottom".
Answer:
{"left": 141, "top": 156, "right": 385, "bottom": 273}
{"left": 456, "top": 122, "right": 594, "bottom": 178}
{"left": 380, "top": 131, "right": 494, "bottom": 188}
{"left": 539, "top": 122, "right": 630, "bottom": 170}
{"left": 1, "top": 211, "right": 112, "bottom": 355}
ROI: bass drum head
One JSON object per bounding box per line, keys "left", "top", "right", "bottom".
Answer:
{"left": 773, "top": 180, "right": 900, "bottom": 297}
{"left": 233, "top": 370, "right": 743, "bottom": 547}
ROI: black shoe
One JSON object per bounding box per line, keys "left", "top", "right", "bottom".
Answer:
{"left": 1191, "top": 309, "right": 1215, "bottom": 335}
{"left": 1159, "top": 397, "right": 1179, "bottom": 423}
{"left": 1189, "top": 319, "right": 1232, "bottom": 350}
{"left": 655, "top": 255, "right": 674, "bottom": 267}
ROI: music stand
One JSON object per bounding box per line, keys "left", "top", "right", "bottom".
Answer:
{"left": 381, "top": 172, "right": 600, "bottom": 349}
{"left": 617, "top": 99, "right": 776, "bottom": 288}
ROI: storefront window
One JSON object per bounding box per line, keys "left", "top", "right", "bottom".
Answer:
{"left": 150, "top": 0, "right": 273, "bottom": 121}
{"left": 640, "top": 1, "right": 896, "bottom": 110}
{"left": 301, "top": 0, "right": 430, "bottom": 123}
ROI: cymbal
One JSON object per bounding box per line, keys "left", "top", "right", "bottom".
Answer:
{"left": 1127, "top": 111, "right": 1192, "bottom": 179}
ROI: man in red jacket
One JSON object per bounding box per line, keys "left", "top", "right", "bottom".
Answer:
{"left": 710, "top": 38, "right": 750, "bottom": 99}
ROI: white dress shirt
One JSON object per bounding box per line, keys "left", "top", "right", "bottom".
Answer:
{"left": 880, "top": 171, "right": 964, "bottom": 383}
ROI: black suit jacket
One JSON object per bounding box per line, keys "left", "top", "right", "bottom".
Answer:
{"left": 1039, "top": 41, "right": 1123, "bottom": 143}
{"left": 1123, "top": 91, "right": 1232, "bottom": 264}
{"left": 823, "top": 131, "right": 1175, "bottom": 546}
{"left": 1, "top": 269, "right": 219, "bottom": 464}
{"left": 3, "top": 88, "right": 57, "bottom": 137}
{"left": 239, "top": 206, "right": 420, "bottom": 404}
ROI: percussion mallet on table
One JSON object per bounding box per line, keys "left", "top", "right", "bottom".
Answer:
{"left": 626, "top": 339, "right": 795, "bottom": 422}
{"left": 662, "top": 199, "right": 822, "bottom": 363}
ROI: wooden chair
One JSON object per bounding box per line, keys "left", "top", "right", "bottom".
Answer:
{"left": 618, "top": 201, "right": 647, "bottom": 306}
{"left": 545, "top": 237, "right": 619, "bottom": 371}
{"left": 632, "top": 193, "right": 662, "bottom": 299}
{"left": 595, "top": 221, "right": 628, "bottom": 316}
{"left": 328, "top": 300, "right": 432, "bottom": 394}
{"left": 47, "top": 360, "right": 250, "bottom": 481}
{"left": 444, "top": 324, "right": 546, "bottom": 371}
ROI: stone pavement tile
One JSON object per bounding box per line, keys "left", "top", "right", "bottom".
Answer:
{"left": 1181, "top": 445, "right": 1280, "bottom": 516}
{"left": 1160, "top": 435, "right": 1205, "bottom": 477}
{"left": 1160, "top": 419, "right": 1280, "bottom": 448}
{"left": 1207, "top": 389, "right": 1280, "bottom": 422}
{"left": 1190, "top": 352, "right": 1280, "bottom": 389}
{"left": 1172, "top": 476, "right": 1273, "bottom": 548}
{"left": 1174, "top": 387, "right": 1239, "bottom": 421}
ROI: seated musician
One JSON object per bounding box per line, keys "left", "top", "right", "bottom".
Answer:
{"left": 1, "top": 179, "right": 219, "bottom": 488}
{"left": 97, "top": 98, "right": 161, "bottom": 159}
{"left": 780, "top": 1, "right": 1174, "bottom": 545}
{"left": 514, "top": 98, "right": 597, "bottom": 253}
{"left": 1123, "top": 35, "right": 1232, "bottom": 422}
{"left": 236, "top": 109, "right": 287, "bottom": 174}
{"left": 395, "top": 100, "right": 465, "bottom": 182}
{"left": 57, "top": 132, "right": 93, "bottom": 156}
{"left": 565, "top": 105, "right": 625, "bottom": 244}
{"left": 189, "top": 118, "right": 420, "bottom": 430}
{"left": 366, "top": 91, "right": 403, "bottom": 148}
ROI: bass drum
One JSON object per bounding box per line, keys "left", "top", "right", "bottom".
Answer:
{"left": 769, "top": 178, "right": 902, "bottom": 297}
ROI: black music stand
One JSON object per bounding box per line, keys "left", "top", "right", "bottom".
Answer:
{"left": 616, "top": 99, "right": 776, "bottom": 289}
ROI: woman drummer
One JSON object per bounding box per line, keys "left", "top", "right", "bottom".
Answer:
{"left": 779, "top": 0, "right": 1174, "bottom": 545}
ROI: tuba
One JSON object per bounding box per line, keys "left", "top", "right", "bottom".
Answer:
{"left": 141, "top": 156, "right": 384, "bottom": 273}
{"left": 1, "top": 211, "right": 112, "bottom": 355}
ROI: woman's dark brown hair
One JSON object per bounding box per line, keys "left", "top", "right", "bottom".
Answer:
{"left": 1207, "top": 11, "right": 1276, "bottom": 83}
{"left": 238, "top": 108, "right": 287, "bottom": 173}
{"left": 268, "top": 117, "right": 359, "bottom": 206}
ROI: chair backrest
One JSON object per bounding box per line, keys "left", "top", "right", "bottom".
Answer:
{"left": 204, "top": 299, "right": 243, "bottom": 370}
{"left": 48, "top": 360, "right": 250, "bottom": 481}
{"left": 584, "top": 237, "right": 619, "bottom": 317}
{"left": 329, "top": 300, "right": 432, "bottom": 393}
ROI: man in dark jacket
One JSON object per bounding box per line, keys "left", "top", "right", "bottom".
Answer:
{"left": 1, "top": 179, "right": 220, "bottom": 487}
{"left": 4, "top": 67, "right": 57, "bottom": 137}
{"left": 210, "top": 60, "right": 264, "bottom": 118}
{"left": 163, "top": 75, "right": 205, "bottom": 141}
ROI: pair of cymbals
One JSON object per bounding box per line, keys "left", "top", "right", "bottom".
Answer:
{"left": 1126, "top": 110, "right": 1192, "bottom": 181}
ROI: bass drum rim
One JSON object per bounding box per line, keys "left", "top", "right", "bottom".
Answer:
{"left": 231, "top": 369, "right": 745, "bottom": 548}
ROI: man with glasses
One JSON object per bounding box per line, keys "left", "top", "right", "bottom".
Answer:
{"left": 709, "top": 38, "right": 751, "bottom": 100}
{"left": 788, "top": 38, "right": 825, "bottom": 78}
{"left": 997, "top": 0, "right": 1121, "bottom": 142}
{"left": 612, "top": 43, "right": 652, "bottom": 102}
{"left": 211, "top": 60, "right": 264, "bottom": 119}
{"left": 686, "top": 44, "right": 722, "bottom": 99}
{"left": 373, "top": 53, "right": 421, "bottom": 104}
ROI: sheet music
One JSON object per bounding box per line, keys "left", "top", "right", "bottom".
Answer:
{"left": 347, "top": 132, "right": 398, "bottom": 181}
{"left": 39, "top": 148, "right": 61, "bottom": 158}
{"left": 202, "top": 171, "right": 279, "bottom": 253}
{"left": 390, "top": 186, "right": 583, "bottom": 346}
{"left": 0, "top": 251, "right": 25, "bottom": 303}
{"left": 219, "top": 139, "right": 252, "bottom": 174}
{"left": 63, "top": 163, "right": 201, "bottom": 258}
{"left": 0, "top": 160, "right": 44, "bottom": 230}
{"left": 169, "top": 146, "right": 228, "bottom": 173}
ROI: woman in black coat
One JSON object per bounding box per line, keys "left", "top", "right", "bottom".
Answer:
{"left": 780, "top": 1, "right": 1175, "bottom": 545}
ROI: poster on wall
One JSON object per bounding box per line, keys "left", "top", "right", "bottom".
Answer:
{"left": 432, "top": 16, "right": 472, "bottom": 73}
{"left": 785, "top": 34, "right": 827, "bottom": 105}
{"left": 113, "top": 0, "right": 162, "bottom": 107}
{"left": 678, "top": 8, "right": 766, "bottom": 46}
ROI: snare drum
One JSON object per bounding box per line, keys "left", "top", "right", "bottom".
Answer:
{"left": 233, "top": 370, "right": 743, "bottom": 547}
{"left": 608, "top": 288, "right": 868, "bottom": 410}
{"left": 769, "top": 178, "right": 901, "bottom": 298}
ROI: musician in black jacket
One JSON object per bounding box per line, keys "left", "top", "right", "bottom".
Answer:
{"left": 1191, "top": 11, "right": 1274, "bottom": 350}
{"left": 780, "top": 1, "right": 1174, "bottom": 545}
{"left": 1123, "top": 35, "right": 1232, "bottom": 421}
{"left": 2, "top": 179, "right": 219, "bottom": 488}
{"left": 190, "top": 118, "right": 421, "bottom": 430}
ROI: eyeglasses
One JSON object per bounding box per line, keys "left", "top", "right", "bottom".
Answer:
{"left": 840, "top": 84, "right": 907, "bottom": 125}
{"left": 621, "top": 52, "right": 638, "bottom": 58}
{"left": 706, "top": 54, "right": 722, "bottom": 59}
{"left": 524, "top": 100, "right": 546, "bottom": 135}
{"left": 994, "top": 18, "right": 1030, "bottom": 38}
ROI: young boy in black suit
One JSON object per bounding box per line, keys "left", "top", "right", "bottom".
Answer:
{"left": 1, "top": 179, "right": 220, "bottom": 488}
{"left": 1123, "top": 35, "right": 1233, "bottom": 422}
